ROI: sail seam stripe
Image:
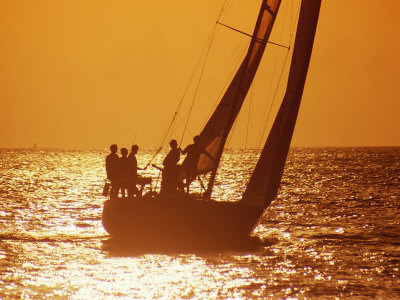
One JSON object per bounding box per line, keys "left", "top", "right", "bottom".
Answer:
{"left": 264, "top": 6, "right": 275, "bottom": 16}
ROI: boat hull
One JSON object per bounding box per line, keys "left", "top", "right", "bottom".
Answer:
{"left": 102, "top": 194, "right": 262, "bottom": 248}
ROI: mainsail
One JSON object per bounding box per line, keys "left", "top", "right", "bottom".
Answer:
{"left": 241, "top": 0, "right": 322, "bottom": 209}
{"left": 196, "top": 0, "right": 282, "bottom": 180}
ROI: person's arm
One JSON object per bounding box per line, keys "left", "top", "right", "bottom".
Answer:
{"left": 181, "top": 145, "right": 189, "bottom": 154}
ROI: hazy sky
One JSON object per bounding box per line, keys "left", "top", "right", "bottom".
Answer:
{"left": 1, "top": 0, "right": 399, "bottom": 148}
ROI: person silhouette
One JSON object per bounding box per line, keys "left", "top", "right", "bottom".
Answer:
{"left": 105, "top": 144, "right": 119, "bottom": 198}
{"left": 119, "top": 148, "right": 130, "bottom": 199}
{"left": 128, "top": 144, "right": 144, "bottom": 198}
{"left": 181, "top": 135, "right": 213, "bottom": 193}
{"left": 161, "top": 139, "right": 180, "bottom": 194}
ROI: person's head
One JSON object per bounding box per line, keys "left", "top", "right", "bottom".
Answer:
{"left": 193, "top": 135, "right": 200, "bottom": 144}
{"left": 170, "top": 139, "right": 177, "bottom": 149}
{"left": 131, "top": 144, "right": 139, "bottom": 154}
{"left": 121, "top": 148, "right": 128, "bottom": 157}
{"left": 110, "top": 144, "right": 118, "bottom": 153}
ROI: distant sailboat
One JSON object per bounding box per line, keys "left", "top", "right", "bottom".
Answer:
{"left": 102, "top": 0, "right": 321, "bottom": 247}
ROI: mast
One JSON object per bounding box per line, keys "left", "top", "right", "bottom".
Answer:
{"left": 241, "top": 0, "right": 322, "bottom": 209}
{"left": 198, "top": 0, "right": 282, "bottom": 198}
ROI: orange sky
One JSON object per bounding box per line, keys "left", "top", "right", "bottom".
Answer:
{"left": 1, "top": 0, "right": 399, "bottom": 148}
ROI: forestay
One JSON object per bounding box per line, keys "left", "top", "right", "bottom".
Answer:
{"left": 196, "top": 0, "right": 282, "bottom": 176}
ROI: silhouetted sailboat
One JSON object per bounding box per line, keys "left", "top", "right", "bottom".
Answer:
{"left": 102, "top": 0, "right": 321, "bottom": 247}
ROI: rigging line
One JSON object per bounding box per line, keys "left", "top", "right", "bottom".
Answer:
{"left": 159, "top": 113, "right": 177, "bottom": 148}
{"left": 226, "top": 97, "right": 245, "bottom": 150}
{"left": 256, "top": 0, "right": 300, "bottom": 150}
{"left": 226, "top": 70, "right": 248, "bottom": 149}
{"left": 256, "top": 52, "right": 291, "bottom": 149}
{"left": 146, "top": 146, "right": 163, "bottom": 168}
{"left": 146, "top": 112, "right": 178, "bottom": 167}
{"left": 255, "top": 0, "right": 299, "bottom": 150}
{"left": 175, "top": 0, "right": 234, "bottom": 115}
{"left": 281, "top": 0, "right": 294, "bottom": 48}
{"left": 218, "top": 0, "right": 235, "bottom": 24}
{"left": 147, "top": 38, "right": 205, "bottom": 159}
{"left": 225, "top": 45, "right": 256, "bottom": 150}
{"left": 246, "top": 82, "right": 254, "bottom": 149}
{"left": 179, "top": 23, "right": 219, "bottom": 146}
{"left": 256, "top": 0, "right": 292, "bottom": 148}
{"left": 200, "top": 42, "right": 249, "bottom": 130}
{"left": 197, "top": 175, "right": 206, "bottom": 192}
{"left": 166, "top": 34, "right": 215, "bottom": 149}
{"left": 166, "top": 112, "right": 179, "bottom": 146}
{"left": 216, "top": 21, "right": 290, "bottom": 49}
{"left": 173, "top": 30, "right": 217, "bottom": 119}
{"left": 150, "top": 169, "right": 162, "bottom": 192}
{"left": 289, "top": 0, "right": 301, "bottom": 45}
{"left": 196, "top": 38, "right": 248, "bottom": 110}
{"left": 158, "top": 3, "right": 228, "bottom": 151}
{"left": 175, "top": 0, "right": 231, "bottom": 146}
{"left": 255, "top": 67, "right": 281, "bottom": 148}
{"left": 290, "top": 0, "right": 294, "bottom": 42}
{"left": 256, "top": 49, "right": 290, "bottom": 150}
{"left": 132, "top": 130, "right": 138, "bottom": 145}
{"left": 176, "top": 113, "right": 194, "bottom": 138}
{"left": 167, "top": 124, "right": 176, "bottom": 146}
{"left": 226, "top": 114, "right": 236, "bottom": 148}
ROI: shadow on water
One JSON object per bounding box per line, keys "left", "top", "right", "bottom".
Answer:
{"left": 309, "top": 233, "right": 369, "bottom": 241}
{"left": 101, "top": 235, "right": 278, "bottom": 257}
{"left": 0, "top": 234, "right": 108, "bottom": 244}
{"left": 0, "top": 233, "right": 278, "bottom": 255}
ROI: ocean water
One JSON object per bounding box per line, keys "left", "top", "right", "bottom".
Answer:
{"left": 0, "top": 147, "right": 399, "bottom": 299}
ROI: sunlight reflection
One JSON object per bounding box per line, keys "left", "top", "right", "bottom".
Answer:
{"left": 2, "top": 148, "right": 400, "bottom": 298}
{"left": 12, "top": 247, "right": 266, "bottom": 299}
{"left": 335, "top": 227, "right": 344, "bottom": 233}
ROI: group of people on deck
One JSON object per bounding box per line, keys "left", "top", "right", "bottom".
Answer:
{"left": 105, "top": 135, "right": 213, "bottom": 199}
{"left": 105, "top": 144, "right": 144, "bottom": 199}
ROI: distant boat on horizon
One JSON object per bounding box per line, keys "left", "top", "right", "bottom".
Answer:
{"left": 102, "top": 0, "right": 322, "bottom": 248}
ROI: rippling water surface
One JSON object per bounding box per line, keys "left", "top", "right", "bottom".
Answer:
{"left": 1, "top": 147, "right": 399, "bottom": 298}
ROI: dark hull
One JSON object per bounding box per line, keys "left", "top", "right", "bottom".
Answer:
{"left": 102, "top": 194, "right": 263, "bottom": 248}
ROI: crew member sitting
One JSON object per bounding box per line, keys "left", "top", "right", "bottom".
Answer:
{"left": 105, "top": 144, "right": 119, "bottom": 198}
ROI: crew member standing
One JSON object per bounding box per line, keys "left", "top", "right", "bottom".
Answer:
{"left": 181, "top": 135, "right": 213, "bottom": 193}
{"left": 119, "top": 148, "right": 130, "bottom": 199}
{"left": 106, "top": 144, "right": 119, "bottom": 198}
{"left": 128, "top": 144, "right": 141, "bottom": 198}
{"left": 161, "top": 139, "right": 180, "bottom": 194}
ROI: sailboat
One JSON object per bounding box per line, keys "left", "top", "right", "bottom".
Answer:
{"left": 102, "top": 0, "right": 321, "bottom": 247}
